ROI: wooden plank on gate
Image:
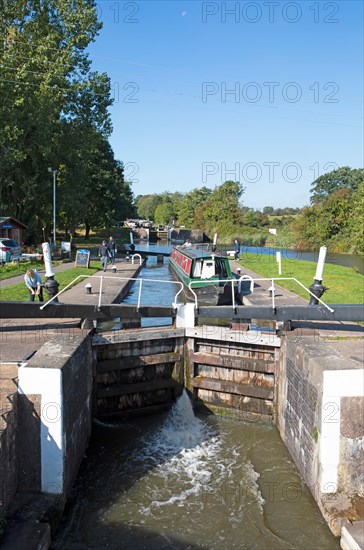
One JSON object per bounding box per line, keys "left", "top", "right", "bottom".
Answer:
{"left": 191, "top": 351, "right": 275, "bottom": 373}
{"left": 97, "top": 378, "right": 177, "bottom": 397}
{"left": 93, "top": 327, "right": 185, "bottom": 346}
{"left": 97, "top": 352, "right": 181, "bottom": 373}
{"left": 191, "top": 376, "right": 273, "bottom": 400}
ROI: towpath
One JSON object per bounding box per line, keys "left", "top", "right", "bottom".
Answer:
{"left": 0, "top": 257, "right": 362, "bottom": 363}
{"left": 0, "top": 259, "right": 143, "bottom": 362}
{"left": 229, "top": 259, "right": 363, "bottom": 362}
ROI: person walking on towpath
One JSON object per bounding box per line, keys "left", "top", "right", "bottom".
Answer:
{"left": 98, "top": 240, "right": 111, "bottom": 272}
{"left": 24, "top": 268, "right": 43, "bottom": 301}
{"left": 107, "top": 236, "right": 117, "bottom": 265}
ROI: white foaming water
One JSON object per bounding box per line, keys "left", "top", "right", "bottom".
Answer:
{"left": 53, "top": 390, "right": 338, "bottom": 550}
{"left": 111, "top": 390, "right": 265, "bottom": 520}
{"left": 148, "top": 389, "right": 213, "bottom": 455}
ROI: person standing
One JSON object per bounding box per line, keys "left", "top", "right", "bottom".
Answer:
{"left": 98, "top": 240, "right": 110, "bottom": 272}
{"left": 24, "top": 268, "right": 43, "bottom": 302}
{"left": 234, "top": 239, "right": 241, "bottom": 260}
{"left": 107, "top": 236, "right": 116, "bottom": 265}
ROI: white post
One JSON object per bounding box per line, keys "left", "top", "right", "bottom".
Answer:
{"left": 175, "top": 303, "right": 196, "bottom": 328}
{"left": 53, "top": 170, "right": 56, "bottom": 250}
{"left": 18, "top": 365, "right": 64, "bottom": 494}
{"left": 314, "top": 246, "right": 327, "bottom": 281}
{"left": 48, "top": 168, "right": 57, "bottom": 250}
{"left": 213, "top": 233, "right": 218, "bottom": 245}
{"left": 130, "top": 231, "right": 134, "bottom": 244}
{"left": 276, "top": 251, "right": 282, "bottom": 275}
{"left": 42, "top": 242, "right": 54, "bottom": 277}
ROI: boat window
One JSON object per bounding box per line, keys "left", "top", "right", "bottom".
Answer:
{"left": 215, "top": 258, "right": 228, "bottom": 278}
{"left": 201, "top": 260, "right": 215, "bottom": 279}
{"left": 193, "top": 260, "right": 202, "bottom": 277}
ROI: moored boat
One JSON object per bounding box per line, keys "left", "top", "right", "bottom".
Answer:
{"left": 169, "top": 245, "right": 237, "bottom": 305}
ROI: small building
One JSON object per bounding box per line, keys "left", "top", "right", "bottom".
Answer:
{"left": 0, "top": 217, "right": 28, "bottom": 244}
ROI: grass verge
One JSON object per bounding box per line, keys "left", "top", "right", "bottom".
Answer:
{"left": 0, "top": 262, "right": 100, "bottom": 301}
{"left": 0, "top": 260, "right": 59, "bottom": 281}
{"left": 238, "top": 253, "right": 364, "bottom": 304}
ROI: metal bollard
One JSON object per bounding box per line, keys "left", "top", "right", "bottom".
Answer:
{"left": 44, "top": 276, "right": 59, "bottom": 302}
{"left": 85, "top": 283, "right": 92, "bottom": 294}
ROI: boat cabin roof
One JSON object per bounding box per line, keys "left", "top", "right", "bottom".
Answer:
{"left": 172, "top": 245, "right": 229, "bottom": 261}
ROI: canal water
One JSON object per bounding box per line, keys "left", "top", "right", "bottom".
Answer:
{"left": 52, "top": 392, "right": 338, "bottom": 549}
{"left": 133, "top": 241, "right": 364, "bottom": 275}
{"left": 52, "top": 254, "right": 339, "bottom": 549}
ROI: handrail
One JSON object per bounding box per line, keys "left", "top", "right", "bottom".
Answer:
{"left": 39, "top": 273, "right": 334, "bottom": 315}
{"left": 252, "top": 277, "right": 335, "bottom": 313}
{"left": 238, "top": 275, "right": 254, "bottom": 294}
{"left": 131, "top": 253, "right": 142, "bottom": 265}
{"left": 188, "top": 276, "right": 334, "bottom": 313}
{"left": 40, "top": 274, "right": 184, "bottom": 311}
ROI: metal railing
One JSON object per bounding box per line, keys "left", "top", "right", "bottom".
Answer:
{"left": 131, "top": 253, "right": 142, "bottom": 265}
{"left": 39, "top": 274, "right": 184, "bottom": 311}
{"left": 189, "top": 276, "right": 334, "bottom": 313}
{"left": 39, "top": 271, "right": 334, "bottom": 315}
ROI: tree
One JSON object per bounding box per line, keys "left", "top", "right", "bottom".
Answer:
{"left": 263, "top": 206, "right": 274, "bottom": 214}
{"left": 310, "top": 166, "right": 364, "bottom": 204}
{"left": 348, "top": 182, "right": 364, "bottom": 253}
{"left": 154, "top": 201, "right": 175, "bottom": 225}
{"left": 291, "top": 205, "right": 327, "bottom": 249}
{"left": 0, "top": 0, "right": 129, "bottom": 240}
{"left": 291, "top": 181, "right": 364, "bottom": 253}
{"left": 243, "top": 210, "right": 259, "bottom": 227}
{"left": 176, "top": 187, "right": 211, "bottom": 227}
{"left": 202, "top": 181, "right": 244, "bottom": 229}
{"left": 135, "top": 194, "right": 163, "bottom": 221}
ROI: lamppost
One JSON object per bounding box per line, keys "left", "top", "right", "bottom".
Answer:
{"left": 48, "top": 167, "right": 57, "bottom": 250}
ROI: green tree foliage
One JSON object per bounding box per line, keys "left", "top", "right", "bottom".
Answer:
{"left": 135, "top": 194, "right": 163, "bottom": 221}
{"left": 176, "top": 187, "right": 211, "bottom": 227}
{"left": 154, "top": 201, "right": 175, "bottom": 225}
{"left": 349, "top": 182, "right": 364, "bottom": 253}
{"left": 243, "top": 210, "right": 259, "bottom": 227}
{"left": 0, "top": 0, "right": 133, "bottom": 241}
{"left": 201, "top": 181, "right": 244, "bottom": 232}
{"left": 292, "top": 174, "right": 364, "bottom": 253}
{"left": 310, "top": 166, "right": 364, "bottom": 204}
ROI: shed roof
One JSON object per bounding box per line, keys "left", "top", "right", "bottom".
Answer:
{"left": 0, "top": 216, "right": 28, "bottom": 229}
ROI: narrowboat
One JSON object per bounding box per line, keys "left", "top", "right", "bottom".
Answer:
{"left": 169, "top": 245, "right": 237, "bottom": 305}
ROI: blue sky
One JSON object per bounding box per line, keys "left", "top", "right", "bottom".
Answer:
{"left": 88, "top": 0, "right": 363, "bottom": 209}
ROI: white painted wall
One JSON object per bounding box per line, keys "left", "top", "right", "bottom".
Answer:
{"left": 320, "top": 369, "right": 364, "bottom": 493}
{"left": 18, "top": 366, "right": 64, "bottom": 494}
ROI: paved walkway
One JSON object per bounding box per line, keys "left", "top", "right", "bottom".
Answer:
{"left": 0, "top": 259, "right": 143, "bottom": 362}
{"left": 1, "top": 257, "right": 363, "bottom": 363}
{"left": 229, "top": 259, "right": 364, "bottom": 362}
{"left": 232, "top": 261, "right": 308, "bottom": 306}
